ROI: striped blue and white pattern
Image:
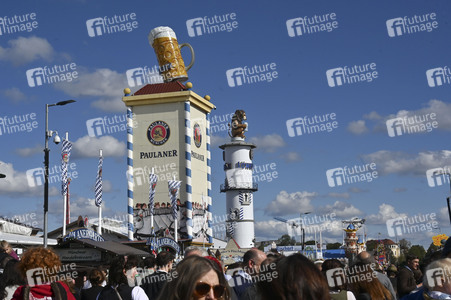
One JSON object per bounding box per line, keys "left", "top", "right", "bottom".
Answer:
{"left": 149, "top": 173, "right": 158, "bottom": 215}
{"left": 168, "top": 180, "right": 181, "bottom": 219}
{"left": 239, "top": 191, "right": 252, "bottom": 205}
{"left": 126, "top": 107, "right": 134, "bottom": 240}
{"left": 227, "top": 222, "right": 235, "bottom": 237}
{"left": 95, "top": 154, "right": 103, "bottom": 207}
{"left": 184, "top": 101, "right": 193, "bottom": 239}
{"left": 239, "top": 207, "right": 244, "bottom": 220}
{"left": 206, "top": 113, "right": 213, "bottom": 243}
{"left": 61, "top": 139, "right": 72, "bottom": 196}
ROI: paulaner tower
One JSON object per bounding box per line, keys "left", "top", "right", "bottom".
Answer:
{"left": 220, "top": 110, "right": 257, "bottom": 248}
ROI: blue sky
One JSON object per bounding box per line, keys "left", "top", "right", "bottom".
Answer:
{"left": 1, "top": 0, "right": 451, "bottom": 248}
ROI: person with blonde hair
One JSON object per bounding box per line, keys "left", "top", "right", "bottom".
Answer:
{"left": 0, "top": 240, "right": 19, "bottom": 260}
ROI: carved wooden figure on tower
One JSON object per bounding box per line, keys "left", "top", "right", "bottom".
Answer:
{"left": 230, "top": 110, "right": 247, "bottom": 139}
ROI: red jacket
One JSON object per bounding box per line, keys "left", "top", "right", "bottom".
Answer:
{"left": 12, "top": 282, "right": 76, "bottom": 300}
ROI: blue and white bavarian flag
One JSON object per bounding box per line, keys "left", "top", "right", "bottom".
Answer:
{"left": 149, "top": 173, "right": 158, "bottom": 215}
{"left": 168, "top": 180, "right": 181, "bottom": 219}
{"left": 95, "top": 154, "right": 103, "bottom": 207}
{"left": 61, "top": 139, "right": 72, "bottom": 196}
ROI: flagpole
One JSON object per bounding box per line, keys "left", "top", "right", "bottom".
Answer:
{"left": 174, "top": 175, "right": 178, "bottom": 244}
{"left": 202, "top": 193, "right": 206, "bottom": 249}
{"left": 150, "top": 168, "right": 154, "bottom": 231}
{"left": 63, "top": 132, "right": 68, "bottom": 236}
{"left": 97, "top": 149, "right": 102, "bottom": 235}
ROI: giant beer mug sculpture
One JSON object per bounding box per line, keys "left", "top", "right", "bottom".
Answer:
{"left": 149, "top": 26, "right": 195, "bottom": 82}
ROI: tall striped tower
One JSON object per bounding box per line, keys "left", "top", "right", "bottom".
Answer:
{"left": 122, "top": 82, "right": 215, "bottom": 247}
{"left": 220, "top": 112, "right": 257, "bottom": 248}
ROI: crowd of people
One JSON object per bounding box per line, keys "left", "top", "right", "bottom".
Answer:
{"left": 1, "top": 240, "right": 451, "bottom": 300}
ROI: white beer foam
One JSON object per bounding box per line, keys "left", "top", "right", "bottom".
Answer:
{"left": 149, "top": 26, "right": 177, "bottom": 44}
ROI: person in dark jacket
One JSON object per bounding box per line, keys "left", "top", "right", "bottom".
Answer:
{"left": 98, "top": 256, "right": 148, "bottom": 300}
{"left": 140, "top": 252, "right": 174, "bottom": 300}
{"left": 397, "top": 255, "right": 422, "bottom": 298}
{"left": 81, "top": 269, "right": 105, "bottom": 300}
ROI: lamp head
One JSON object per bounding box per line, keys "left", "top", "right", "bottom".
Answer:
{"left": 53, "top": 132, "right": 61, "bottom": 144}
{"left": 56, "top": 100, "right": 76, "bottom": 106}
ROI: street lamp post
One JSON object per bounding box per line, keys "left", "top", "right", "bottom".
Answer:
{"left": 300, "top": 212, "right": 311, "bottom": 251}
{"left": 43, "top": 100, "right": 75, "bottom": 248}
{"left": 435, "top": 171, "right": 451, "bottom": 225}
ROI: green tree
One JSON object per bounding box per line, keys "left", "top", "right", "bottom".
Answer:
{"left": 327, "top": 242, "right": 342, "bottom": 250}
{"left": 408, "top": 245, "right": 426, "bottom": 261}
{"left": 278, "top": 234, "right": 296, "bottom": 246}
{"left": 305, "top": 240, "right": 316, "bottom": 245}
{"left": 399, "top": 238, "right": 411, "bottom": 256}
{"left": 426, "top": 242, "right": 441, "bottom": 256}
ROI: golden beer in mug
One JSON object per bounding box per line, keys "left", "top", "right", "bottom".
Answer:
{"left": 149, "top": 26, "right": 195, "bottom": 82}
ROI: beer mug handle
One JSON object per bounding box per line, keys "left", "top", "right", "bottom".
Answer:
{"left": 179, "top": 43, "right": 195, "bottom": 71}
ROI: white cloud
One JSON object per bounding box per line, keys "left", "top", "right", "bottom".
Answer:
{"left": 357, "top": 100, "right": 451, "bottom": 133}
{"left": 438, "top": 207, "right": 450, "bottom": 226}
{"left": 363, "top": 111, "right": 382, "bottom": 121}
{"left": 0, "top": 161, "right": 44, "bottom": 197}
{"left": 347, "top": 120, "right": 368, "bottom": 135}
{"left": 365, "top": 204, "right": 407, "bottom": 225}
{"left": 280, "top": 151, "right": 301, "bottom": 162}
{"left": 362, "top": 150, "right": 451, "bottom": 176}
{"left": 317, "top": 201, "right": 363, "bottom": 218}
{"left": 249, "top": 134, "right": 286, "bottom": 153}
{"left": 255, "top": 220, "right": 291, "bottom": 240}
{"left": 3, "top": 87, "right": 27, "bottom": 103}
{"left": 0, "top": 36, "right": 55, "bottom": 65}
{"left": 15, "top": 145, "right": 42, "bottom": 157}
{"left": 54, "top": 68, "right": 128, "bottom": 112}
{"left": 72, "top": 135, "right": 126, "bottom": 158}
{"left": 265, "top": 190, "right": 316, "bottom": 216}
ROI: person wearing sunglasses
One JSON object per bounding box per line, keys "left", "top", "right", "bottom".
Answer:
{"left": 157, "top": 255, "right": 231, "bottom": 300}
